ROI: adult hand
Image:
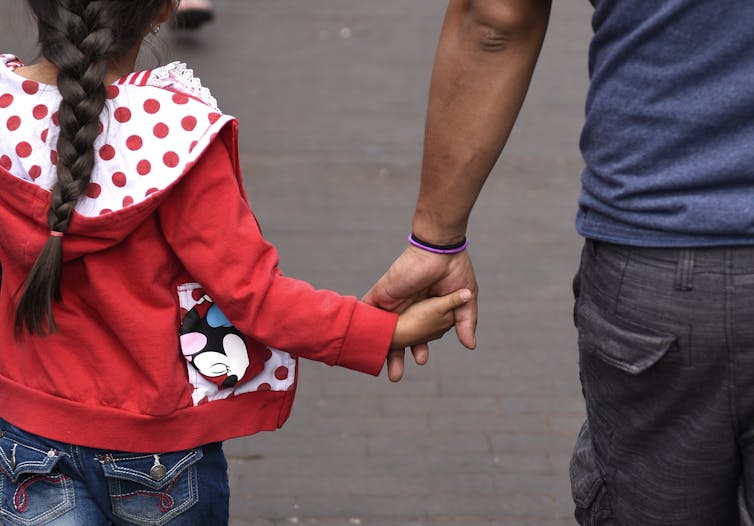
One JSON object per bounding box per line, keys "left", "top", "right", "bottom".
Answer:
{"left": 363, "top": 245, "right": 478, "bottom": 381}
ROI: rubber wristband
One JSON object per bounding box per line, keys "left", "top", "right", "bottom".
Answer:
{"left": 50, "top": 231, "right": 63, "bottom": 238}
{"left": 408, "top": 233, "right": 468, "bottom": 255}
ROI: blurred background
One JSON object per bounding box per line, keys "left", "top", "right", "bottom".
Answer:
{"left": 0, "top": 2, "right": 592, "bottom": 524}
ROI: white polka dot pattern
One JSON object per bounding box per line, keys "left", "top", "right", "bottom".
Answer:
{"left": 0, "top": 54, "right": 233, "bottom": 217}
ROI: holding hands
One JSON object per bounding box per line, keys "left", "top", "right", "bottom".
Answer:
{"left": 365, "top": 245, "right": 478, "bottom": 381}
{"left": 363, "top": 0, "right": 549, "bottom": 381}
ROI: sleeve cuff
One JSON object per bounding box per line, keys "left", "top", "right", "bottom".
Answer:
{"left": 337, "top": 302, "right": 398, "bottom": 376}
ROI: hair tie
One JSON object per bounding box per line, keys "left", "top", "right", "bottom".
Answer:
{"left": 50, "top": 231, "right": 63, "bottom": 238}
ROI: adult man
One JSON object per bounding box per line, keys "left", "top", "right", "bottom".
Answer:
{"left": 365, "top": 1, "right": 754, "bottom": 523}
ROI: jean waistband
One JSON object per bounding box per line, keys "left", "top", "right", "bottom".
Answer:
{"left": 587, "top": 239, "right": 754, "bottom": 274}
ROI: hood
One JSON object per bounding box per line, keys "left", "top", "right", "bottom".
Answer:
{"left": 0, "top": 55, "right": 235, "bottom": 264}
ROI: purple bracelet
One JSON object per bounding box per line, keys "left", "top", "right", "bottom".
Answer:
{"left": 408, "top": 233, "right": 468, "bottom": 255}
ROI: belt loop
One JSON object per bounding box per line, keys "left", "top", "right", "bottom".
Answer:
{"left": 674, "top": 248, "right": 695, "bottom": 291}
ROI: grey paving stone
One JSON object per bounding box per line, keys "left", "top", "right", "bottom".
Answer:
{"left": 380, "top": 396, "right": 502, "bottom": 417}
{"left": 226, "top": 431, "right": 369, "bottom": 460}
{"left": 429, "top": 413, "right": 549, "bottom": 434}
{"left": 493, "top": 473, "right": 573, "bottom": 497}
{"left": 425, "top": 493, "right": 561, "bottom": 519}
{"left": 363, "top": 473, "right": 496, "bottom": 497}
{"left": 294, "top": 495, "right": 426, "bottom": 519}
{"left": 488, "top": 434, "right": 576, "bottom": 460}
{"left": 229, "top": 520, "right": 276, "bottom": 526}
{"left": 366, "top": 432, "right": 490, "bottom": 458}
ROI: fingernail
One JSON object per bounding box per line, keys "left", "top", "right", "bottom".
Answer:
{"left": 460, "top": 289, "right": 472, "bottom": 301}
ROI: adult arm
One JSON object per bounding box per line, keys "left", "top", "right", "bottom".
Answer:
{"left": 364, "top": 0, "right": 552, "bottom": 380}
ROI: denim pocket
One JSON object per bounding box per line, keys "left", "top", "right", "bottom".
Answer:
{"left": 101, "top": 448, "right": 202, "bottom": 526}
{"left": 0, "top": 429, "right": 73, "bottom": 526}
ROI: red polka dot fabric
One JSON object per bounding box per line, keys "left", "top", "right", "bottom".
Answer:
{"left": 0, "top": 54, "right": 233, "bottom": 217}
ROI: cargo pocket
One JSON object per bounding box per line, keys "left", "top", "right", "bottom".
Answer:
{"left": 100, "top": 448, "right": 202, "bottom": 526}
{"left": 570, "top": 422, "right": 613, "bottom": 525}
{"left": 577, "top": 298, "right": 679, "bottom": 374}
{"left": 0, "top": 430, "right": 73, "bottom": 526}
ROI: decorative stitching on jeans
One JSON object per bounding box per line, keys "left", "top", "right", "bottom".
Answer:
{"left": 111, "top": 477, "right": 178, "bottom": 513}
{"left": 108, "top": 450, "right": 197, "bottom": 483}
{"left": 13, "top": 473, "right": 71, "bottom": 512}
{"left": 0, "top": 471, "right": 74, "bottom": 525}
{"left": 108, "top": 456, "right": 199, "bottom": 526}
{"left": 0, "top": 435, "right": 65, "bottom": 479}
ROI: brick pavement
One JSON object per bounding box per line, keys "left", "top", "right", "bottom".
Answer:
{"left": 0, "top": 1, "right": 593, "bottom": 524}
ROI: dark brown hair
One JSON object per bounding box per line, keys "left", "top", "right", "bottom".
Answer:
{"left": 15, "top": 0, "right": 172, "bottom": 336}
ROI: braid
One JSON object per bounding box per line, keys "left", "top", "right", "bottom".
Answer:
{"left": 16, "top": 0, "right": 171, "bottom": 336}
{"left": 49, "top": 1, "right": 114, "bottom": 233}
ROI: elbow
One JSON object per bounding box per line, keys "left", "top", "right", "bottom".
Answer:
{"left": 464, "top": 0, "right": 551, "bottom": 52}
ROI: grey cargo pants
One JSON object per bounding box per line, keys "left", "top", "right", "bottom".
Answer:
{"left": 571, "top": 240, "right": 754, "bottom": 525}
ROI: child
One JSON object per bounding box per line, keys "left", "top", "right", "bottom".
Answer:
{"left": 0, "top": 1, "right": 471, "bottom": 524}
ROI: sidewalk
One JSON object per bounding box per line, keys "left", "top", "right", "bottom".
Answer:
{"left": 0, "top": 2, "right": 593, "bottom": 524}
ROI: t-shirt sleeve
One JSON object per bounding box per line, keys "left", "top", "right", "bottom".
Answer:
{"left": 157, "top": 133, "right": 396, "bottom": 376}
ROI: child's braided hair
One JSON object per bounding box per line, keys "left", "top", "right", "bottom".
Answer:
{"left": 16, "top": 0, "right": 173, "bottom": 336}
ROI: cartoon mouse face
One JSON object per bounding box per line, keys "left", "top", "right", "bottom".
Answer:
{"left": 179, "top": 297, "right": 249, "bottom": 388}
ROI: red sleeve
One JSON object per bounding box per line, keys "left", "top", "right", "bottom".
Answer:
{"left": 158, "top": 131, "right": 396, "bottom": 376}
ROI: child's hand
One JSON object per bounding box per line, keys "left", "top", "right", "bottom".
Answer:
{"left": 390, "top": 289, "right": 473, "bottom": 349}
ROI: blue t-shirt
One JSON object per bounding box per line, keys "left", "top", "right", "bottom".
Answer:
{"left": 577, "top": 0, "right": 754, "bottom": 246}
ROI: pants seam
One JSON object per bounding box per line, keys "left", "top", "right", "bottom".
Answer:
{"left": 611, "top": 244, "right": 631, "bottom": 317}
{"left": 724, "top": 246, "right": 739, "bottom": 439}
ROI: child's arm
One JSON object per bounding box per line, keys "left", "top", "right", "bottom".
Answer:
{"left": 159, "top": 134, "right": 397, "bottom": 376}
{"left": 382, "top": 288, "right": 473, "bottom": 381}
{"left": 391, "top": 289, "right": 473, "bottom": 349}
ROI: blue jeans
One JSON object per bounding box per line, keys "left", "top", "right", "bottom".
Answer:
{"left": 570, "top": 240, "right": 754, "bottom": 525}
{"left": 0, "top": 419, "right": 229, "bottom": 525}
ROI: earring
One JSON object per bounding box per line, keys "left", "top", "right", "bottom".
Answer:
{"left": 151, "top": 24, "right": 160, "bottom": 35}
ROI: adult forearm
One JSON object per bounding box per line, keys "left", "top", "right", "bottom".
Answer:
{"left": 413, "top": 0, "right": 552, "bottom": 244}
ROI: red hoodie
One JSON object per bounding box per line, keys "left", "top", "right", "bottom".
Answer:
{"left": 0, "top": 55, "right": 397, "bottom": 453}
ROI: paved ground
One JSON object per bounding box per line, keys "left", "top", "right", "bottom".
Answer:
{"left": 0, "top": 2, "right": 593, "bottom": 524}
